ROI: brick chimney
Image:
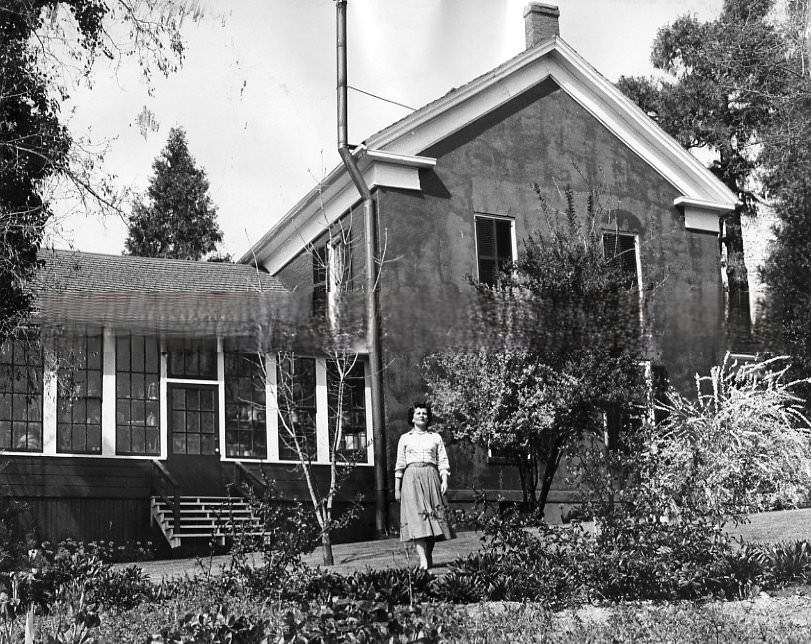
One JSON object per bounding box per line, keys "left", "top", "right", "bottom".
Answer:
{"left": 524, "top": 3, "right": 560, "bottom": 49}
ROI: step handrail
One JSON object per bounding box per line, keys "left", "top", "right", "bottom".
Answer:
{"left": 151, "top": 459, "right": 181, "bottom": 531}
{"left": 231, "top": 461, "right": 267, "bottom": 499}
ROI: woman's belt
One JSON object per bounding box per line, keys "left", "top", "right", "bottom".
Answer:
{"left": 406, "top": 462, "right": 437, "bottom": 469}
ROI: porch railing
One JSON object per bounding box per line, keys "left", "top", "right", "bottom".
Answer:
{"left": 230, "top": 461, "right": 267, "bottom": 500}
{"left": 151, "top": 459, "right": 181, "bottom": 531}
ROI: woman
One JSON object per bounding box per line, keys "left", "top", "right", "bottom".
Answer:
{"left": 394, "top": 402, "right": 455, "bottom": 569}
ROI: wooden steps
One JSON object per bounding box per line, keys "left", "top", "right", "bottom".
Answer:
{"left": 150, "top": 496, "right": 265, "bottom": 548}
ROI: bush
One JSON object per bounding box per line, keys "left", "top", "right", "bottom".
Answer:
{"left": 0, "top": 538, "right": 155, "bottom": 611}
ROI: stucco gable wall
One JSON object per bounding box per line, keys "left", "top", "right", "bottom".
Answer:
{"left": 375, "top": 81, "right": 725, "bottom": 494}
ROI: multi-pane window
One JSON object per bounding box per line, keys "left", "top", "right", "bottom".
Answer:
{"left": 116, "top": 335, "right": 160, "bottom": 456}
{"left": 0, "top": 334, "right": 42, "bottom": 452}
{"left": 312, "top": 245, "right": 328, "bottom": 319}
{"left": 329, "top": 238, "right": 352, "bottom": 294}
{"left": 57, "top": 335, "right": 102, "bottom": 454}
{"left": 602, "top": 232, "right": 639, "bottom": 290}
{"left": 327, "top": 359, "right": 367, "bottom": 463}
{"left": 169, "top": 385, "right": 218, "bottom": 455}
{"left": 276, "top": 356, "right": 317, "bottom": 461}
{"left": 475, "top": 216, "right": 513, "bottom": 285}
{"left": 225, "top": 353, "right": 267, "bottom": 459}
{"left": 167, "top": 338, "right": 217, "bottom": 380}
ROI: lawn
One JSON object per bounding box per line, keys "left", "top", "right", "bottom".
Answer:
{"left": 728, "top": 507, "right": 811, "bottom": 543}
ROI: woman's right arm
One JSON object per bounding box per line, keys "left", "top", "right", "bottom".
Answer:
{"left": 394, "top": 435, "right": 407, "bottom": 500}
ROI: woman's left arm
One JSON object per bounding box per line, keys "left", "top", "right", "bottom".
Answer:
{"left": 436, "top": 434, "right": 450, "bottom": 495}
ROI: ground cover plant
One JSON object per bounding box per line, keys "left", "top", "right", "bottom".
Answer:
{"left": 2, "top": 355, "right": 811, "bottom": 639}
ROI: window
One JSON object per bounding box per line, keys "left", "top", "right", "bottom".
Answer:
{"left": 327, "top": 359, "right": 367, "bottom": 463}
{"left": 276, "top": 356, "right": 317, "bottom": 461}
{"left": 475, "top": 216, "right": 513, "bottom": 285}
{"left": 225, "top": 353, "right": 267, "bottom": 459}
{"left": 116, "top": 335, "right": 160, "bottom": 456}
{"left": 328, "top": 238, "right": 352, "bottom": 294}
{"left": 57, "top": 335, "right": 102, "bottom": 454}
{"left": 602, "top": 231, "right": 639, "bottom": 290}
{"left": 169, "top": 385, "right": 218, "bottom": 455}
{"left": 167, "top": 338, "right": 217, "bottom": 380}
{"left": 312, "top": 245, "right": 328, "bottom": 319}
{"left": 0, "top": 334, "right": 42, "bottom": 452}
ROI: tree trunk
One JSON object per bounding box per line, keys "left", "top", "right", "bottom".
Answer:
{"left": 321, "top": 531, "right": 334, "bottom": 566}
{"left": 537, "top": 439, "right": 564, "bottom": 511}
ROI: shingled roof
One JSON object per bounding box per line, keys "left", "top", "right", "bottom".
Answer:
{"left": 33, "top": 250, "right": 293, "bottom": 340}
{"left": 37, "top": 249, "right": 284, "bottom": 295}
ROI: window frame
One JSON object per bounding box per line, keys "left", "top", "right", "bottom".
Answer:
{"left": 474, "top": 214, "right": 517, "bottom": 286}
{"left": 115, "top": 335, "right": 161, "bottom": 457}
{"left": 56, "top": 334, "right": 103, "bottom": 455}
{"left": 224, "top": 352, "right": 268, "bottom": 460}
{"left": 0, "top": 332, "right": 43, "bottom": 453}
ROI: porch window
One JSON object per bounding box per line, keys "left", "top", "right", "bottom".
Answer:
{"left": 0, "top": 334, "right": 42, "bottom": 452}
{"left": 475, "top": 216, "right": 514, "bottom": 286}
{"left": 327, "top": 359, "right": 367, "bottom": 463}
{"left": 225, "top": 353, "right": 267, "bottom": 459}
{"left": 167, "top": 338, "right": 217, "bottom": 380}
{"left": 57, "top": 335, "right": 102, "bottom": 454}
{"left": 276, "top": 356, "right": 317, "bottom": 461}
{"left": 116, "top": 335, "right": 160, "bottom": 456}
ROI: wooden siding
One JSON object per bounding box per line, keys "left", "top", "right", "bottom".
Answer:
{"left": 0, "top": 456, "right": 376, "bottom": 542}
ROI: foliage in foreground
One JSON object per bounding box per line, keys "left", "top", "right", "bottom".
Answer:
{"left": 1, "top": 0, "right": 190, "bottom": 344}
{"left": 425, "top": 187, "right": 646, "bottom": 510}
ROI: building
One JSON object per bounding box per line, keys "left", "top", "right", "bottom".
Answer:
{"left": 1, "top": 3, "right": 737, "bottom": 545}
{"left": 1, "top": 251, "right": 377, "bottom": 547}
{"left": 241, "top": 4, "right": 737, "bottom": 519}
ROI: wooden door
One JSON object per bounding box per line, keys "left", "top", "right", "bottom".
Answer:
{"left": 167, "top": 384, "right": 223, "bottom": 495}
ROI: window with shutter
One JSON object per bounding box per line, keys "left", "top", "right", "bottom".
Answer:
{"left": 475, "top": 216, "right": 514, "bottom": 286}
{"left": 312, "top": 244, "right": 328, "bottom": 318}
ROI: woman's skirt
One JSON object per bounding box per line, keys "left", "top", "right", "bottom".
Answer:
{"left": 399, "top": 463, "right": 456, "bottom": 542}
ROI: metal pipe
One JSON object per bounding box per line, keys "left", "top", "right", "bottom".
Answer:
{"left": 336, "top": 0, "right": 388, "bottom": 536}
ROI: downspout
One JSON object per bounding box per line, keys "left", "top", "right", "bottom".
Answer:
{"left": 336, "top": 0, "right": 388, "bottom": 536}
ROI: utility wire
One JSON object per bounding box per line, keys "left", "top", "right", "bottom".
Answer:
{"left": 348, "top": 85, "right": 415, "bottom": 111}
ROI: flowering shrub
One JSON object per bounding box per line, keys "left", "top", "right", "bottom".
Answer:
{"left": 643, "top": 355, "right": 811, "bottom": 520}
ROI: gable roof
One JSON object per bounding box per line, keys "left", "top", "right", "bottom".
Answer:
{"left": 34, "top": 250, "right": 290, "bottom": 338}
{"left": 241, "top": 36, "right": 738, "bottom": 274}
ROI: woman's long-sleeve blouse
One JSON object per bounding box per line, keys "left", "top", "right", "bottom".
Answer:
{"left": 394, "top": 430, "right": 450, "bottom": 480}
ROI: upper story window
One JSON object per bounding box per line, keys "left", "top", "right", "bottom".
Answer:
{"left": 57, "top": 335, "right": 102, "bottom": 454}
{"left": 0, "top": 333, "right": 42, "bottom": 452}
{"left": 312, "top": 245, "right": 328, "bottom": 319}
{"left": 475, "top": 216, "right": 514, "bottom": 286}
{"left": 602, "top": 231, "right": 640, "bottom": 290}
{"left": 312, "top": 239, "right": 353, "bottom": 320}
{"left": 167, "top": 338, "right": 217, "bottom": 380}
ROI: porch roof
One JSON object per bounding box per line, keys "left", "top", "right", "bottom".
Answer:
{"left": 33, "top": 250, "right": 295, "bottom": 341}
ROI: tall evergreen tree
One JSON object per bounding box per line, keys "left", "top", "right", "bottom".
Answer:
{"left": 125, "top": 127, "right": 223, "bottom": 260}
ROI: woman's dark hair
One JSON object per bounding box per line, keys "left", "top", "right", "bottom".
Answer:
{"left": 408, "top": 402, "right": 432, "bottom": 426}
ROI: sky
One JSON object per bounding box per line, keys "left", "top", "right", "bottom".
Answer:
{"left": 48, "top": 0, "right": 724, "bottom": 259}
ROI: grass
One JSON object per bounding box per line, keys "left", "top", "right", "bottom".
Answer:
{"left": 727, "top": 508, "right": 811, "bottom": 543}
